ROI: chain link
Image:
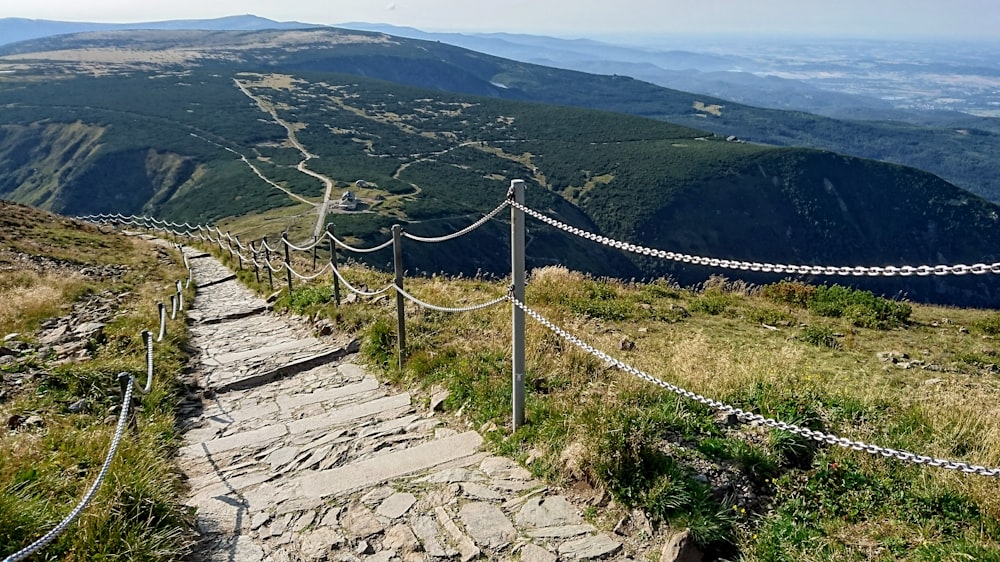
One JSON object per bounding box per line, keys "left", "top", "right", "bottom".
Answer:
{"left": 509, "top": 296, "right": 1000, "bottom": 478}
{"left": 394, "top": 284, "right": 509, "bottom": 313}
{"left": 332, "top": 265, "right": 393, "bottom": 297}
{"left": 512, "top": 201, "right": 1000, "bottom": 278}
{"left": 326, "top": 232, "right": 395, "bottom": 254}
{"left": 402, "top": 201, "right": 510, "bottom": 243}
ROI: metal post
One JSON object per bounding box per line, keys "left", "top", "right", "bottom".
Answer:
{"left": 176, "top": 280, "right": 184, "bottom": 311}
{"left": 312, "top": 235, "right": 318, "bottom": 270}
{"left": 157, "top": 302, "right": 166, "bottom": 342}
{"left": 510, "top": 179, "right": 526, "bottom": 431}
{"left": 264, "top": 236, "right": 273, "bottom": 290}
{"left": 170, "top": 295, "right": 177, "bottom": 320}
{"left": 253, "top": 243, "right": 260, "bottom": 284}
{"left": 282, "top": 232, "right": 293, "bottom": 292}
{"left": 231, "top": 233, "right": 242, "bottom": 270}
{"left": 392, "top": 224, "right": 406, "bottom": 370}
{"left": 328, "top": 224, "right": 341, "bottom": 306}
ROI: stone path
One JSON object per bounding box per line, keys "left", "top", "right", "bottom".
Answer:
{"left": 178, "top": 249, "right": 633, "bottom": 561}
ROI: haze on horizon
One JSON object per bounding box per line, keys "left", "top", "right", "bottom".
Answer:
{"left": 6, "top": 0, "right": 999, "bottom": 41}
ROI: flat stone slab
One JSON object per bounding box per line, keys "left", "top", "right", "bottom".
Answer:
{"left": 459, "top": 502, "right": 517, "bottom": 549}
{"left": 558, "top": 535, "right": 623, "bottom": 560}
{"left": 297, "top": 430, "right": 483, "bottom": 498}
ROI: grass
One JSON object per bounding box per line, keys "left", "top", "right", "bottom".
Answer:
{"left": 193, "top": 236, "right": 1000, "bottom": 560}
{"left": 1, "top": 203, "right": 194, "bottom": 560}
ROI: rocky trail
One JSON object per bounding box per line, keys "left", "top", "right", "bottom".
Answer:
{"left": 178, "top": 249, "right": 642, "bottom": 562}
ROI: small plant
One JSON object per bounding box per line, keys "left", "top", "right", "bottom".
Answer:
{"left": 800, "top": 325, "right": 839, "bottom": 349}
{"left": 761, "top": 280, "right": 816, "bottom": 307}
{"left": 975, "top": 313, "right": 1000, "bottom": 335}
{"left": 807, "top": 284, "right": 911, "bottom": 329}
{"left": 690, "top": 289, "right": 733, "bottom": 316}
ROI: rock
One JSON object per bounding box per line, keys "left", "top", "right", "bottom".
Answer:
{"left": 458, "top": 502, "right": 516, "bottom": 550}
{"left": 299, "top": 527, "right": 347, "bottom": 560}
{"left": 620, "top": 337, "right": 635, "bottom": 351}
{"left": 266, "top": 290, "right": 283, "bottom": 303}
{"left": 376, "top": 493, "right": 417, "bottom": 519}
{"left": 480, "top": 456, "right": 532, "bottom": 481}
{"left": 3, "top": 333, "right": 19, "bottom": 342}
{"left": 316, "top": 320, "right": 335, "bottom": 337}
{"left": 924, "top": 378, "right": 944, "bottom": 386}
{"left": 515, "top": 496, "right": 582, "bottom": 528}
{"left": 356, "top": 540, "right": 375, "bottom": 555}
{"left": 558, "top": 534, "right": 622, "bottom": 560}
{"left": 0, "top": 346, "right": 16, "bottom": 357}
{"left": 344, "top": 293, "right": 358, "bottom": 304}
{"left": 411, "top": 515, "right": 456, "bottom": 558}
{"left": 429, "top": 389, "right": 450, "bottom": 412}
{"left": 23, "top": 415, "right": 44, "bottom": 429}
{"left": 520, "top": 543, "right": 558, "bottom": 562}
{"left": 660, "top": 529, "right": 702, "bottom": 562}
{"left": 340, "top": 502, "right": 385, "bottom": 539}
{"left": 382, "top": 523, "right": 421, "bottom": 554}
{"left": 67, "top": 399, "right": 87, "bottom": 413}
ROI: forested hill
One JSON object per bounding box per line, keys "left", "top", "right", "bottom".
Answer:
{"left": 1, "top": 29, "right": 1000, "bottom": 305}
{"left": 4, "top": 27, "right": 995, "bottom": 204}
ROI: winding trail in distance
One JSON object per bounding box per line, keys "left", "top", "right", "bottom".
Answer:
{"left": 233, "top": 78, "right": 336, "bottom": 242}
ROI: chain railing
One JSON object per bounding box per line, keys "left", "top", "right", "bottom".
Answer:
{"left": 509, "top": 201, "right": 1000, "bottom": 278}
{"left": 4, "top": 237, "right": 190, "bottom": 561}
{"left": 79, "top": 176, "right": 1000, "bottom": 480}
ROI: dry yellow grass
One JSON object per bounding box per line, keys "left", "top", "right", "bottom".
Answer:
{"left": 0, "top": 270, "right": 87, "bottom": 335}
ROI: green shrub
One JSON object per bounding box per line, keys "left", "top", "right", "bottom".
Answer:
{"left": 975, "top": 313, "right": 1000, "bottom": 335}
{"left": 690, "top": 289, "right": 733, "bottom": 316}
{"left": 800, "top": 325, "right": 839, "bottom": 349}
{"left": 761, "top": 280, "right": 816, "bottom": 307}
{"left": 807, "top": 284, "right": 910, "bottom": 329}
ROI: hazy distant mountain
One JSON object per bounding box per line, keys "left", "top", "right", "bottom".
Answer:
{"left": 0, "top": 15, "right": 319, "bottom": 46}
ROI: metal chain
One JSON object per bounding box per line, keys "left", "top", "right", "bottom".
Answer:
{"left": 332, "top": 265, "right": 393, "bottom": 297}
{"left": 326, "top": 232, "right": 395, "bottom": 254}
{"left": 511, "top": 201, "right": 1000, "bottom": 278}
{"left": 510, "top": 296, "right": 1000, "bottom": 477}
{"left": 402, "top": 201, "right": 510, "bottom": 243}
{"left": 286, "top": 261, "right": 334, "bottom": 281}
{"left": 284, "top": 236, "right": 323, "bottom": 252}
{"left": 3, "top": 374, "right": 138, "bottom": 562}
{"left": 394, "top": 284, "right": 509, "bottom": 313}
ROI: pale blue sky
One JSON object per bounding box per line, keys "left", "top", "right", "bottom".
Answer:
{"left": 6, "top": 0, "right": 999, "bottom": 40}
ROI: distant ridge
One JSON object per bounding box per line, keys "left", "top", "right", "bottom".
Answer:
{"left": 0, "top": 15, "right": 321, "bottom": 46}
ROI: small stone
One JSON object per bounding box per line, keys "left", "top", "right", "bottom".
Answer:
{"left": 480, "top": 457, "right": 532, "bottom": 481}
{"left": 340, "top": 502, "right": 385, "bottom": 538}
{"left": 620, "top": 337, "right": 635, "bottom": 351}
{"left": 250, "top": 512, "right": 271, "bottom": 530}
{"left": 3, "top": 333, "right": 19, "bottom": 342}
{"left": 924, "top": 378, "right": 944, "bottom": 386}
{"left": 458, "top": 502, "right": 516, "bottom": 549}
{"left": 23, "top": 415, "right": 44, "bottom": 429}
{"left": 68, "top": 399, "right": 87, "bottom": 413}
{"left": 515, "top": 496, "right": 582, "bottom": 528}
{"left": 460, "top": 482, "right": 503, "bottom": 501}
{"left": 356, "top": 540, "right": 375, "bottom": 555}
{"left": 382, "top": 523, "right": 420, "bottom": 554}
{"left": 520, "top": 543, "right": 558, "bottom": 562}
{"left": 660, "top": 529, "right": 702, "bottom": 562}
{"left": 559, "top": 534, "right": 622, "bottom": 560}
{"left": 429, "top": 389, "right": 450, "bottom": 412}
{"left": 299, "top": 527, "right": 347, "bottom": 560}
{"left": 376, "top": 493, "right": 417, "bottom": 519}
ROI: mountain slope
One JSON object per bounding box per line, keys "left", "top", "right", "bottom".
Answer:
{"left": 1, "top": 30, "right": 999, "bottom": 305}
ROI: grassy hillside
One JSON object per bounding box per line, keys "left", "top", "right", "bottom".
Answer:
{"left": 0, "top": 201, "right": 193, "bottom": 559}
{"left": 2, "top": 37, "right": 1000, "bottom": 305}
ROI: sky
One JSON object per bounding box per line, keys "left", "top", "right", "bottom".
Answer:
{"left": 6, "top": 0, "right": 999, "bottom": 40}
